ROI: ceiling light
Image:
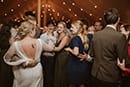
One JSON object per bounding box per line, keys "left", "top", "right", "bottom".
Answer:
{"left": 42, "top": 5, "right": 44, "bottom": 8}
{"left": 63, "top": 2, "right": 66, "bottom": 5}
{"left": 47, "top": 5, "right": 51, "bottom": 8}
{"left": 80, "top": 8, "right": 83, "bottom": 11}
{"left": 74, "top": 14, "right": 77, "bottom": 16}
{"left": 1, "top": 0, "right": 3, "bottom": 2}
{"left": 49, "top": 13, "right": 52, "bottom": 16}
{"left": 52, "top": 9, "right": 55, "bottom": 12}
{"left": 99, "top": 18, "right": 102, "bottom": 20}
{"left": 41, "top": 15, "right": 43, "bottom": 18}
{"left": 51, "top": 17, "right": 54, "bottom": 20}
{"left": 11, "top": 9, "right": 14, "bottom": 12}
{"left": 57, "top": 12, "right": 59, "bottom": 16}
{"left": 69, "top": 8, "right": 71, "bottom": 11}
{"left": 33, "top": 11, "right": 36, "bottom": 14}
{"left": 48, "top": 9, "right": 50, "bottom": 11}
{"left": 89, "top": 13, "right": 92, "bottom": 16}
{"left": 18, "top": 4, "right": 20, "bottom": 7}
{"left": 62, "top": 16, "right": 65, "bottom": 20}
{"left": 4, "top": 13, "right": 7, "bottom": 16}
{"left": 42, "top": 11, "right": 45, "bottom": 13}
{"left": 94, "top": 5, "right": 97, "bottom": 8}
{"left": 72, "top": 3, "right": 75, "bottom": 6}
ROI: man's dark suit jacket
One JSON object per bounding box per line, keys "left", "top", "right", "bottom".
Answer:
{"left": 90, "top": 26, "right": 128, "bottom": 83}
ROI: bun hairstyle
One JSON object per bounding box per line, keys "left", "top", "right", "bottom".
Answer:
{"left": 16, "top": 21, "right": 35, "bottom": 40}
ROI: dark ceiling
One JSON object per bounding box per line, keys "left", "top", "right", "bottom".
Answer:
{"left": 0, "top": 0, "right": 130, "bottom": 25}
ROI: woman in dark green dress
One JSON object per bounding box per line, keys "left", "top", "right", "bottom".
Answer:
{"left": 53, "top": 22, "right": 71, "bottom": 87}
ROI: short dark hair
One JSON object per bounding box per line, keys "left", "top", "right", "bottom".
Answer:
{"left": 81, "top": 19, "right": 89, "bottom": 26}
{"left": 25, "top": 11, "right": 36, "bottom": 17}
{"left": 46, "top": 20, "right": 55, "bottom": 27}
{"left": 0, "top": 23, "right": 11, "bottom": 49}
{"left": 104, "top": 8, "right": 120, "bottom": 24}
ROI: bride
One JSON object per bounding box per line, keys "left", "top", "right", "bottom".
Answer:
{"left": 3, "top": 21, "right": 53, "bottom": 87}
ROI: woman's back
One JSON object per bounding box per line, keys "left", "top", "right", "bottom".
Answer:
{"left": 5, "top": 39, "right": 43, "bottom": 87}
{"left": 18, "top": 38, "right": 38, "bottom": 59}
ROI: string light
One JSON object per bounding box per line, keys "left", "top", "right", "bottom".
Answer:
{"left": 52, "top": 9, "right": 55, "bottom": 12}
{"left": 14, "top": 18, "right": 17, "bottom": 21}
{"left": 1, "top": 0, "right": 3, "bottom": 2}
{"left": 72, "top": 2, "right": 75, "bottom": 6}
{"left": 62, "top": 16, "right": 65, "bottom": 20}
{"left": 89, "top": 13, "right": 92, "bottom": 16}
{"left": 80, "top": 8, "right": 83, "bottom": 11}
{"left": 42, "top": 11, "right": 45, "bottom": 13}
{"left": 48, "top": 9, "right": 51, "bottom": 11}
{"left": 17, "top": 20, "right": 20, "bottom": 23}
{"left": 68, "top": 8, "right": 71, "bottom": 11}
{"left": 4, "top": 13, "right": 7, "bottom": 16}
{"left": 63, "top": 2, "right": 66, "bottom": 5}
{"left": 57, "top": 12, "right": 59, "bottom": 16}
{"left": 47, "top": 4, "right": 51, "bottom": 8}
{"left": 45, "top": 4, "right": 48, "bottom": 7}
{"left": 99, "top": 18, "right": 102, "bottom": 20}
{"left": 49, "top": 13, "right": 52, "bottom": 16}
{"left": 94, "top": 5, "right": 97, "bottom": 8}
{"left": 2, "top": 0, "right": 101, "bottom": 25}
{"left": 11, "top": 9, "right": 14, "bottom": 12}
{"left": 42, "top": 5, "right": 44, "bottom": 8}
{"left": 33, "top": 11, "right": 36, "bottom": 14}
{"left": 74, "top": 14, "right": 77, "bottom": 17}
{"left": 51, "top": 17, "right": 54, "bottom": 20}
{"left": 41, "top": 15, "right": 43, "bottom": 18}
{"left": 17, "top": 4, "right": 20, "bottom": 7}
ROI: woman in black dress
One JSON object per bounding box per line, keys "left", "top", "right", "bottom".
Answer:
{"left": 0, "top": 23, "right": 14, "bottom": 87}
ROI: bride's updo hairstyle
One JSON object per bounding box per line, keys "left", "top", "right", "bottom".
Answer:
{"left": 16, "top": 21, "right": 36, "bottom": 40}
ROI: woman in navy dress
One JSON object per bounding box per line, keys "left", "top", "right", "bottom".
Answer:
{"left": 65, "top": 20, "right": 90, "bottom": 87}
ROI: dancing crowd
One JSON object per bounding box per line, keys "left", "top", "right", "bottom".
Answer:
{"left": 0, "top": 8, "right": 130, "bottom": 87}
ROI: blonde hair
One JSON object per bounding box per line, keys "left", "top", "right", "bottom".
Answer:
{"left": 16, "top": 21, "right": 35, "bottom": 40}
{"left": 72, "top": 20, "right": 89, "bottom": 49}
{"left": 58, "top": 21, "right": 66, "bottom": 28}
{"left": 57, "top": 21, "right": 67, "bottom": 33}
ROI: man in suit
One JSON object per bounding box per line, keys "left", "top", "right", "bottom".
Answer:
{"left": 89, "top": 8, "right": 128, "bottom": 87}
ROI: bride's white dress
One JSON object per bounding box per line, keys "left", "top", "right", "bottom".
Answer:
{"left": 4, "top": 39, "right": 53, "bottom": 87}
